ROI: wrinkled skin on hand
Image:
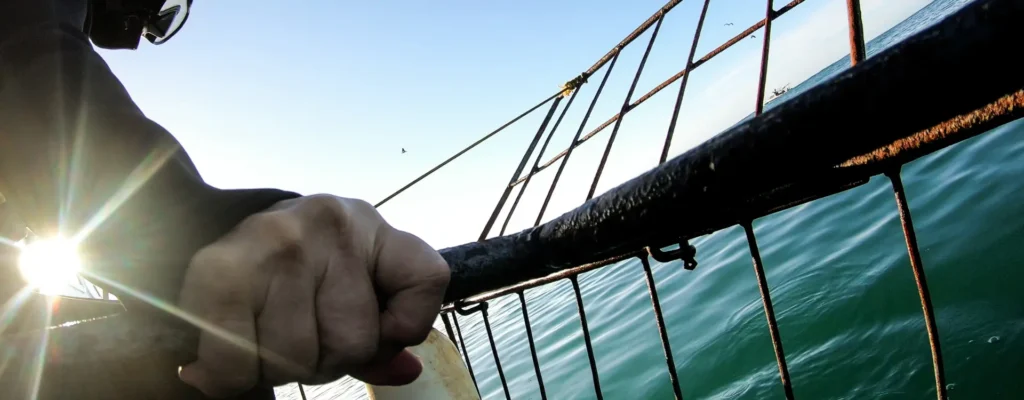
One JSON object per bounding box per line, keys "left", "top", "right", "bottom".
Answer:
{"left": 176, "top": 195, "right": 451, "bottom": 398}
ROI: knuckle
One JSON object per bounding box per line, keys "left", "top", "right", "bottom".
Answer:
{"left": 187, "top": 247, "right": 245, "bottom": 290}
{"left": 248, "top": 212, "right": 304, "bottom": 252}
{"left": 300, "top": 194, "right": 346, "bottom": 220}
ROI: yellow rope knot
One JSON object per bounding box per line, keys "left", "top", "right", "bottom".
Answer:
{"left": 560, "top": 73, "right": 589, "bottom": 98}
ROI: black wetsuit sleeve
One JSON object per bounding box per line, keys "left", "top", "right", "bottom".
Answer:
{"left": 0, "top": 21, "right": 301, "bottom": 306}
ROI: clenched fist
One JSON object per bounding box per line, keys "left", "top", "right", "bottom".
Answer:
{"left": 176, "top": 195, "right": 450, "bottom": 398}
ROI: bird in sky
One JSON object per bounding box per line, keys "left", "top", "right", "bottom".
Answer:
{"left": 401, "top": 148, "right": 407, "bottom": 154}
{"left": 750, "top": 34, "right": 757, "bottom": 39}
{"left": 725, "top": 22, "right": 734, "bottom": 26}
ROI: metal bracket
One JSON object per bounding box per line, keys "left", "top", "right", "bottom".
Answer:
{"left": 647, "top": 240, "right": 698, "bottom": 270}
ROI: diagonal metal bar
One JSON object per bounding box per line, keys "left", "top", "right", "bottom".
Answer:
{"left": 639, "top": 257, "right": 684, "bottom": 399}
{"left": 535, "top": 54, "right": 621, "bottom": 226}
{"left": 517, "top": 291, "right": 547, "bottom": 399}
{"left": 441, "top": 312, "right": 460, "bottom": 354}
{"left": 660, "top": 0, "right": 712, "bottom": 164}
{"left": 846, "top": 0, "right": 867, "bottom": 65}
{"left": 512, "top": 0, "right": 809, "bottom": 189}
{"left": 450, "top": 313, "right": 479, "bottom": 392}
{"left": 587, "top": 16, "right": 665, "bottom": 200}
{"left": 570, "top": 275, "right": 603, "bottom": 399}
{"left": 499, "top": 89, "right": 582, "bottom": 236}
{"left": 743, "top": 222, "right": 794, "bottom": 399}
{"left": 480, "top": 97, "right": 564, "bottom": 241}
{"left": 754, "top": 0, "right": 776, "bottom": 116}
{"left": 886, "top": 170, "right": 947, "bottom": 400}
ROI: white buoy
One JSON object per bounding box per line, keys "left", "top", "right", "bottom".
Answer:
{"left": 366, "top": 328, "right": 480, "bottom": 400}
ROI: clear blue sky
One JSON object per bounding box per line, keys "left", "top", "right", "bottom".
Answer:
{"left": 98, "top": 0, "right": 932, "bottom": 249}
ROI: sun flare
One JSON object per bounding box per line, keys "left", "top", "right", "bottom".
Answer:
{"left": 17, "top": 237, "right": 82, "bottom": 295}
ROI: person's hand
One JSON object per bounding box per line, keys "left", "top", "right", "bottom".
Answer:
{"left": 175, "top": 194, "right": 450, "bottom": 398}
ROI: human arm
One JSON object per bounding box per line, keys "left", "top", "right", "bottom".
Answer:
{"left": 0, "top": 0, "right": 300, "bottom": 307}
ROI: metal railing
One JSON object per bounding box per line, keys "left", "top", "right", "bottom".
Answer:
{"left": 370, "top": 0, "right": 1024, "bottom": 399}
{"left": 4, "top": 0, "right": 1020, "bottom": 399}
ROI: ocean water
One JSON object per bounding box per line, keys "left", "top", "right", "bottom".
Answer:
{"left": 279, "top": 0, "right": 1023, "bottom": 398}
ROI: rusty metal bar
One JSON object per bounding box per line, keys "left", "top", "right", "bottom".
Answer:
{"left": 447, "top": 251, "right": 644, "bottom": 308}
{"left": 480, "top": 97, "right": 564, "bottom": 241}
{"left": 660, "top": 0, "right": 712, "bottom": 164}
{"left": 754, "top": 0, "right": 776, "bottom": 116}
{"left": 499, "top": 89, "right": 582, "bottom": 236}
{"left": 535, "top": 54, "right": 621, "bottom": 226}
{"left": 374, "top": 91, "right": 562, "bottom": 208}
{"left": 639, "top": 257, "right": 684, "bottom": 399}
{"left": 846, "top": 0, "right": 867, "bottom": 65}
{"left": 570, "top": 275, "right": 603, "bottom": 399}
{"left": 742, "top": 222, "right": 794, "bottom": 399}
{"left": 441, "top": 312, "right": 459, "bottom": 354}
{"left": 450, "top": 313, "right": 479, "bottom": 391}
{"left": 513, "top": 0, "right": 809, "bottom": 188}
{"left": 886, "top": 170, "right": 947, "bottom": 400}
{"left": 588, "top": 16, "right": 665, "bottom": 200}
{"left": 455, "top": 302, "right": 511, "bottom": 400}
{"left": 517, "top": 291, "right": 547, "bottom": 399}
{"left": 580, "top": 0, "right": 684, "bottom": 79}
{"left": 481, "top": 305, "right": 511, "bottom": 400}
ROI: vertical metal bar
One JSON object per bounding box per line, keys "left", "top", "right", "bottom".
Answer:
{"left": 660, "top": 0, "right": 712, "bottom": 164}
{"left": 480, "top": 305, "right": 512, "bottom": 400}
{"left": 535, "top": 53, "right": 621, "bottom": 226}
{"left": 450, "top": 313, "right": 480, "bottom": 391}
{"left": 499, "top": 89, "right": 582, "bottom": 236}
{"left": 518, "top": 291, "right": 548, "bottom": 400}
{"left": 846, "top": 0, "right": 867, "bottom": 65}
{"left": 754, "top": 0, "right": 776, "bottom": 116}
{"left": 441, "top": 312, "right": 460, "bottom": 354}
{"left": 639, "top": 257, "right": 684, "bottom": 399}
{"left": 570, "top": 275, "right": 603, "bottom": 399}
{"left": 480, "top": 96, "right": 564, "bottom": 241}
{"left": 587, "top": 16, "right": 665, "bottom": 200}
{"left": 886, "top": 170, "right": 947, "bottom": 400}
{"left": 297, "top": 383, "right": 307, "bottom": 400}
{"left": 742, "top": 222, "right": 794, "bottom": 400}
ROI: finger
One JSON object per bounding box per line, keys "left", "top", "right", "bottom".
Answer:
{"left": 257, "top": 261, "right": 318, "bottom": 386}
{"left": 313, "top": 251, "right": 380, "bottom": 381}
{"left": 350, "top": 348, "right": 423, "bottom": 387}
{"left": 177, "top": 246, "right": 260, "bottom": 398}
{"left": 373, "top": 227, "right": 450, "bottom": 347}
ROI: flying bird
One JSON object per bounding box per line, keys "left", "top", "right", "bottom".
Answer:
{"left": 401, "top": 148, "right": 407, "bottom": 154}
{"left": 725, "top": 22, "right": 734, "bottom": 26}
{"left": 750, "top": 35, "right": 757, "bottom": 39}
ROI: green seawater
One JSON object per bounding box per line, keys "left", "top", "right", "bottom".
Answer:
{"left": 279, "top": 0, "right": 1022, "bottom": 398}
